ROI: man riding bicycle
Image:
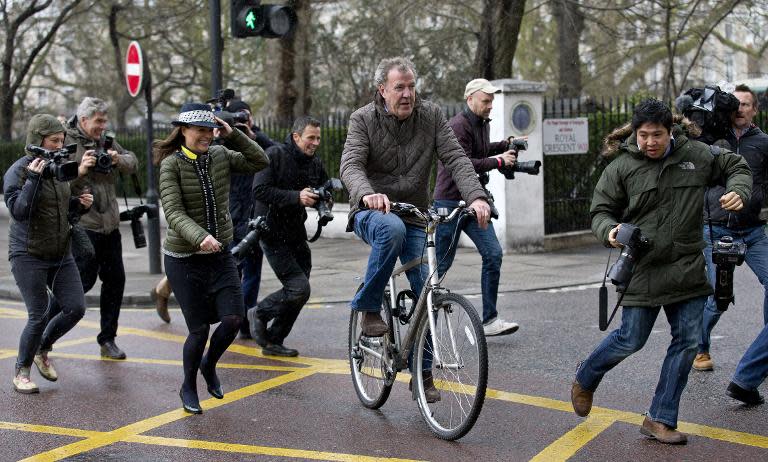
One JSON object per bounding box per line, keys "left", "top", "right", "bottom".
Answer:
{"left": 340, "top": 56, "right": 491, "bottom": 401}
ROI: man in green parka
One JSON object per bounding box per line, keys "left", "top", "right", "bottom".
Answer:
{"left": 570, "top": 99, "right": 752, "bottom": 444}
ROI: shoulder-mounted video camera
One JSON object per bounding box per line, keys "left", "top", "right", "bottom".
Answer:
{"left": 231, "top": 215, "right": 268, "bottom": 260}
{"left": 25, "top": 143, "right": 79, "bottom": 182}
{"left": 711, "top": 235, "right": 747, "bottom": 311}
{"left": 207, "top": 88, "right": 250, "bottom": 127}
{"left": 675, "top": 85, "right": 740, "bottom": 144}
{"left": 92, "top": 134, "right": 115, "bottom": 174}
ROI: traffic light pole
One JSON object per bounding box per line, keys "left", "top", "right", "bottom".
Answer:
{"left": 210, "top": 0, "right": 223, "bottom": 96}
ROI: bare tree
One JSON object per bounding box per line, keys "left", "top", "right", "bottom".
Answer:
{"left": 0, "top": 0, "right": 84, "bottom": 140}
{"left": 494, "top": 0, "right": 526, "bottom": 79}
{"left": 552, "top": 0, "right": 585, "bottom": 98}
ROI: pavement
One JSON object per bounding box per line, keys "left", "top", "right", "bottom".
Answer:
{"left": 0, "top": 198, "right": 611, "bottom": 308}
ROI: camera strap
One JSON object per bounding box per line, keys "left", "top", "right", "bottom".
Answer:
{"left": 118, "top": 172, "right": 146, "bottom": 208}
{"left": 308, "top": 221, "right": 323, "bottom": 243}
{"left": 599, "top": 246, "right": 628, "bottom": 331}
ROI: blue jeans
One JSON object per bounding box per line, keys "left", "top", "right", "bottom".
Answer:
{"left": 351, "top": 210, "right": 427, "bottom": 312}
{"left": 351, "top": 210, "right": 429, "bottom": 371}
{"left": 732, "top": 322, "right": 768, "bottom": 391}
{"left": 699, "top": 224, "right": 768, "bottom": 353}
{"left": 576, "top": 296, "right": 706, "bottom": 428}
{"left": 434, "top": 199, "right": 502, "bottom": 324}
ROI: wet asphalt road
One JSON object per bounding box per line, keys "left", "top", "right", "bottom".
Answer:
{"left": 0, "top": 263, "right": 767, "bottom": 461}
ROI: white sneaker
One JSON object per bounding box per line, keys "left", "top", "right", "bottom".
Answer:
{"left": 483, "top": 318, "right": 519, "bottom": 337}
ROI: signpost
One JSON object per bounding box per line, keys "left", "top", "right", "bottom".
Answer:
{"left": 124, "top": 41, "right": 161, "bottom": 274}
{"left": 543, "top": 118, "right": 589, "bottom": 155}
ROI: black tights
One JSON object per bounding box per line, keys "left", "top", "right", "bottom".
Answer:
{"left": 181, "top": 315, "right": 242, "bottom": 400}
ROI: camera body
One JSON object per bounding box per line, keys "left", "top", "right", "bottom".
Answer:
{"left": 312, "top": 178, "right": 344, "bottom": 226}
{"left": 25, "top": 143, "right": 79, "bottom": 182}
{"left": 676, "top": 85, "right": 740, "bottom": 144}
{"left": 499, "top": 139, "right": 542, "bottom": 179}
{"left": 231, "top": 216, "right": 268, "bottom": 260}
{"left": 208, "top": 88, "right": 250, "bottom": 127}
{"left": 92, "top": 135, "right": 115, "bottom": 174}
{"left": 119, "top": 203, "right": 158, "bottom": 248}
{"left": 607, "top": 223, "right": 650, "bottom": 292}
{"left": 711, "top": 235, "right": 747, "bottom": 311}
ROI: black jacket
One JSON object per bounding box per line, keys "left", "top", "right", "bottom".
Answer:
{"left": 252, "top": 135, "right": 329, "bottom": 244}
{"left": 704, "top": 125, "right": 768, "bottom": 227}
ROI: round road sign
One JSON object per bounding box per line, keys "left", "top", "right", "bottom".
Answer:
{"left": 125, "top": 41, "right": 143, "bottom": 97}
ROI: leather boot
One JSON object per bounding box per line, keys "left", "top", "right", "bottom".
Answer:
{"left": 151, "top": 277, "right": 172, "bottom": 323}
{"left": 360, "top": 311, "right": 388, "bottom": 337}
{"left": 640, "top": 416, "right": 687, "bottom": 444}
{"left": 409, "top": 371, "right": 441, "bottom": 403}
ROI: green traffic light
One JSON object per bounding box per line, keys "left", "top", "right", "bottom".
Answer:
{"left": 245, "top": 9, "right": 256, "bottom": 29}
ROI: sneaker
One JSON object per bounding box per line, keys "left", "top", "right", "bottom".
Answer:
{"left": 640, "top": 416, "right": 687, "bottom": 444}
{"left": 33, "top": 352, "right": 58, "bottom": 382}
{"left": 726, "top": 381, "right": 765, "bottom": 406}
{"left": 693, "top": 352, "right": 714, "bottom": 371}
{"left": 100, "top": 340, "right": 127, "bottom": 360}
{"left": 360, "top": 311, "right": 389, "bottom": 337}
{"left": 13, "top": 367, "right": 39, "bottom": 394}
{"left": 483, "top": 318, "right": 519, "bottom": 337}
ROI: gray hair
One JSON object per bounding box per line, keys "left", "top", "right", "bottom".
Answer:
{"left": 374, "top": 57, "right": 417, "bottom": 87}
{"left": 291, "top": 115, "right": 321, "bottom": 136}
{"left": 76, "top": 97, "right": 110, "bottom": 119}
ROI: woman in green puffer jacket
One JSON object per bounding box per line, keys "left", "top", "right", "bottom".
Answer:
{"left": 154, "top": 103, "right": 268, "bottom": 414}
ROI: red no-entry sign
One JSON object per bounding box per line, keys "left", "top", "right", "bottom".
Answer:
{"left": 125, "top": 41, "right": 143, "bottom": 97}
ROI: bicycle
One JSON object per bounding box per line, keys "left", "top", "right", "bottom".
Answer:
{"left": 348, "top": 201, "right": 488, "bottom": 440}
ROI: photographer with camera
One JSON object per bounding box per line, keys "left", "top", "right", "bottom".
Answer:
{"left": 61, "top": 97, "right": 137, "bottom": 360}
{"left": 434, "top": 78, "right": 521, "bottom": 337}
{"left": 692, "top": 85, "right": 768, "bottom": 388}
{"left": 245, "top": 116, "right": 327, "bottom": 357}
{"left": 155, "top": 102, "right": 268, "bottom": 414}
{"left": 571, "top": 99, "right": 751, "bottom": 444}
{"left": 3, "top": 114, "right": 92, "bottom": 393}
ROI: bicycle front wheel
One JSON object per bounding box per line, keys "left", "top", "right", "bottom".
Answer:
{"left": 414, "top": 292, "right": 488, "bottom": 440}
{"left": 348, "top": 293, "right": 395, "bottom": 409}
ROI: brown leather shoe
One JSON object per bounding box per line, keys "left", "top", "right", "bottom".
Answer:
{"left": 409, "top": 372, "right": 441, "bottom": 403}
{"left": 692, "top": 352, "right": 713, "bottom": 371}
{"left": 360, "top": 311, "right": 388, "bottom": 337}
{"left": 571, "top": 380, "right": 593, "bottom": 417}
{"left": 640, "top": 416, "right": 687, "bottom": 444}
{"left": 151, "top": 277, "right": 171, "bottom": 323}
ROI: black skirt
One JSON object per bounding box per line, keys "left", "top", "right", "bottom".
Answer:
{"left": 164, "top": 252, "right": 244, "bottom": 332}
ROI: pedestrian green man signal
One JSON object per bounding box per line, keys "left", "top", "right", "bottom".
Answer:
{"left": 230, "top": 0, "right": 297, "bottom": 38}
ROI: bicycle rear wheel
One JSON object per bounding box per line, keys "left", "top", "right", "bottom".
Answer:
{"left": 414, "top": 293, "right": 487, "bottom": 440}
{"left": 348, "top": 292, "right": 396, "bottom": 409}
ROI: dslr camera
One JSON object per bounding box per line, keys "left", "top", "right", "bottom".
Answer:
{"left": 312, "top": 178, "right": 344, "bottom": 226}
{"left": 119, "top": 204, "right": 158, "bottom": 249}
{"left": 207, "top": 88, "right": 250, "bottom": 126}
{"left": 231, "top": 216, "right": 268, "bottom": 260}
{"left": 499, "top": 139, "right": 542, "bottom": 180}
{"left": 607, "top": 223, "right": 650, "bottom": 292}
{"left": 675, "top": 85, "right": 740, "bottom": 145}
{"left": 711, "top": 235, "right": 747, "bottom": 311}
{"left": 25, "top": 143, "right": 79, "bottom": 182}
{"left": 92, "top": 134, "right": 115, "bottom": 174}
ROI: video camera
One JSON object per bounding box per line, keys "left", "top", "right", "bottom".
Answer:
{"left": 312, "top": 178, "right": 344, "bottom": 227}
{"left": 230, "top": 216, "right": 268, "bottom": 260}
{"left": 119, "top": 203, "right": 158, "bottom": 249}
{"left": 207, "top": 88, "right": 250, "bottom": 127}
{"left": 711, "top": 235, "right": 747, "bottom": 311}
{"left": 675, "top": 85, "right": 740, "bottom": 145}
{"left": 93, "top": 134, "right": 115, "bottom": 174}
{"left": 25, "top": 143, "right": 79, "bottom": 182}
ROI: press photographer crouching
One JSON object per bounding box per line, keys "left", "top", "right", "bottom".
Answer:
{"left": 246, "top": 116, "right": 330, "bottom": 357}
{"left": 571, "top": 99, "right": 751, "bottom": 444}
{"left": 3, "top": 115, "right": 92, "bottom": 393}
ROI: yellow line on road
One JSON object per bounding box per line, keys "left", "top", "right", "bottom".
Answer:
{"left": 126, "top": 434, "right": 427, "bottom": 462}
{"left": 654, "top": 419, "right": 768, "bottom": 449}
{"left": 19, "top": 369, "right": 317, "bottom": 462}
{"left": 529, "top": 416, "right": 618, "bottom": 462}
{"left": 50, "top": 352, "right": 303, "bottom": 372}
{"left": 0, "top": 421, "right": 101, "bottom": 439}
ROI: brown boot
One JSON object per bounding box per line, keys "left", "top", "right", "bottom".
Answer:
{"left": 360, "top": 311, "right": 388, "bottom": 337}
{"left": 640, "top": 416, "right": 687, "bottom": 444}
{"left": 692, "top": 352, "right": 713, "bottom": 371}
{"left": 571, "top": 380, "right": 593, "bottom": 417}
{"left": 151, "top": 277, "right": 171, "bottom": 323}
{"left": 409, "top": 371, "right": 441, "bottom": 403}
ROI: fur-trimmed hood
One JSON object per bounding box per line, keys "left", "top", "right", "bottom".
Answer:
{"left": 601, "top": 115, "right": 701, "bottom": 158}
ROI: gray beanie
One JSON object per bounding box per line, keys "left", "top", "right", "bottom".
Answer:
{"left": 25, "top": 114, "right": 65, "bottom": 149}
